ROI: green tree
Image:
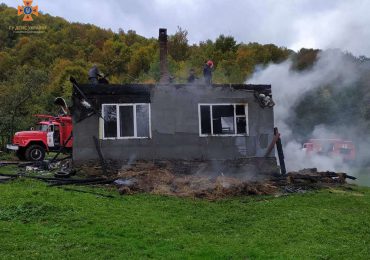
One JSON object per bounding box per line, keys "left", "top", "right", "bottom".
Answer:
{"left": 215, "top": 34, "right": 238, "bottom": 53}
{"left": 0, "top": 67, "right": 48, "bottom": 138}
{"left": 101, "top": 39, "right": 131, "bottom": 75}
{"left": 292, "top": 48, "right": 320, "bottom": 71}
{"left": 168, "top": 27, "right": 190, "bottom": 62}
{"left": 127, "top": 45, "right": 155, "bottom": 79}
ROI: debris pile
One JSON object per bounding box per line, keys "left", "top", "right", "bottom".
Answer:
{"left": 1, "top": 159, "right": 357, "bottom": 199}
{"left": 116, "top": 169, "right": 278, "bottom": 199}
{"left": 0, "top": 158, "right": 80, "bottom": 183}
{"left": 115, "top": 163, "right": 356, "bottom": 199}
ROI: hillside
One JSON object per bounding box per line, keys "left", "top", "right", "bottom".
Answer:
{"left": 1, "top": 3, "right": 370, "bottom": 159}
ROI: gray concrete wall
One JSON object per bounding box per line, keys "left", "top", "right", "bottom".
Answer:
{"left": 73, "top": 84, "right": 275, "bottom": 165}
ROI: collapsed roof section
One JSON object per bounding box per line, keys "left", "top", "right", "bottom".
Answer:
{"left": 77, "top": 83, "right": 271, "bottom": 103}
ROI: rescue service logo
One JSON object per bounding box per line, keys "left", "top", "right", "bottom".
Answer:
{"left": 9, "top": 0, "right": 46, "bottom": 34}
{"left": 18, "top": 0, "right": 39, "bottom": 21}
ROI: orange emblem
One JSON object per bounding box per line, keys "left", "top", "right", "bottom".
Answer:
{"left": 18, "top": 0, "right": 39, "bottom": 21}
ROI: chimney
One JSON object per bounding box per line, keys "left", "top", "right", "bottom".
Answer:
{"left": 159, "top": 28, "right": 169, "bottom": 84}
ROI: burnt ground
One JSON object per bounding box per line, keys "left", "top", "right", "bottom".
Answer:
{"left": 1, "top": 159, "right": 356, "bottom": 200}
{"left": 109, "top": 162, "right": 354, "bottom": 200}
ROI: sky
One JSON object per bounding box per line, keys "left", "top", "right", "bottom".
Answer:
{"left": 3, "top": 0, "right": 370, "bottom": 56}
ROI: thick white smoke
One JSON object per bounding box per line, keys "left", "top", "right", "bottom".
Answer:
{"left": 247, "top": 50, "right": 360, "bottom": 172}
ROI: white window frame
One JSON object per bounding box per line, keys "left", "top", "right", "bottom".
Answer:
{"left": 198, "top": 103, "right": 249, "bottom": 137}
{"left": 101, "top": 103, "right": 152, "bottom": 140}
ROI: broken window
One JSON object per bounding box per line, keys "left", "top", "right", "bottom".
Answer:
{"left": 200, "top": 106, "right": 211, "bottom": 134}
{"left": 212, "top": 105, "right": 234, "bottom": 134}
{"left": 199, "top": 104, "right": 248, "bottom": 136}
{"left": 102, "top": 104, "right": 151, "bottom": 139}
{"left": 136, "top": 105, "right": 150, "bottom": 137}
{"left": 236, "top": 105, "right": 247, "bottom": 134}
{"left": 119, "top": 106, "right": 134, "bottom": 137}
{"left": 103, "top": 105, "right": 117, "bottom": 138}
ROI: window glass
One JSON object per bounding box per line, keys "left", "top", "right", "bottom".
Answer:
{"left": 236, "top": 117, "right": 246, "bottom": 134}
{"left": 200, "top": 106, "right": 211, "bottom": 134}
{"left": 35, "top": 124, "right": 48, "bottom": 132}
{"left": 199, "top": 104, "right": 248, "bottom": 136}
{"left": 103, "top": 105, "right": 117, "bottom": 138}
{"left": 136, "top": 104, "right": 150, "bottom": 137}
{"left": 212, "top": 105, "right": 235, "bottom": 134}
{"left": 236, "top": 105, "right": 246, "bottom": 115}
{"left": 102, "top": 104, "right": 151, "bottom": 139}
{"left": 119, "top": 106, "right": 134, "bottom": 137}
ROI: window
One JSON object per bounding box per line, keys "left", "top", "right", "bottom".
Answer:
{"left": 102, "top": 104, "right": 151, "bottom": 139}
{"left": 199, "top": 104, "right": 248, "bottom": 136}
{"left": 35, "top": 124, "right": 48, "bottom": 132}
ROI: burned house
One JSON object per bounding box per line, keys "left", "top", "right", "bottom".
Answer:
{"left": 72, "top": 29, "right": 277, "bottom": 176}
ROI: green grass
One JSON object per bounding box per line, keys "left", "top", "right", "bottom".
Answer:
{"left": 0, "top": 165, "right": 18, "bottom": 175}
{"left": 0, "top": 151, "right": 17, "bottom": 161}
{"left": 0, "top": 151, "right": 68, "bottom": 161}
{"left": 0, "top": 169, "right": 369, "bottom": 259}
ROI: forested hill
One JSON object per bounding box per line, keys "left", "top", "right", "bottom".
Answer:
{"left": 1, "top": 3, "right": 370, "bottom": 150}
{"left": 0, "top": 3, "right": 296, "bottom": 86}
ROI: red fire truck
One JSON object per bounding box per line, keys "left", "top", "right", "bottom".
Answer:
{"left": 302, "top": 138, "right": 356, "bottom": 163}
{"left": 6, "top": 115, "right": 73, "bottom": 161}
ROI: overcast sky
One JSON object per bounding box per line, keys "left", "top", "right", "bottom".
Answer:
{"left": 3, "top": 0, "right": 370, "bottom": 56}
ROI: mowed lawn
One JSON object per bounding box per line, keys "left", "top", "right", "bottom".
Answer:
{"left": 0, "top": 171, "right": 369, "bottom": 259}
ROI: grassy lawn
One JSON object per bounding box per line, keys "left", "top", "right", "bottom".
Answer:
{"left": 0, "top": 167, "right": 369, "bottom": 259}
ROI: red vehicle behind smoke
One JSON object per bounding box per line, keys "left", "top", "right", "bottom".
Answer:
{"left": 6, "top": 115, "right": 73, "bottom": 161}
{"left": 302, "top": 138, "right": 355, "bottom": 163}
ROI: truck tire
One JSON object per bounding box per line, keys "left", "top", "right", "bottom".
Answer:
{"left": 16, "top": 149, "right": 26, "bottom": 161}
{"left": 25, "top": 145, "right": 45, "bottom": 161}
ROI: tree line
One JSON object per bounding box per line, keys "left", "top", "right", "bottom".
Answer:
{"left": 1, "top": 3, "right": 370, "bottom": 150}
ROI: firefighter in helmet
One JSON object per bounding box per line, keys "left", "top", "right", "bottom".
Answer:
{"left": 203, "top": 60, "right": 214, "bottom": 85}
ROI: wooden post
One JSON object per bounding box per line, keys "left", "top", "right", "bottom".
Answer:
{"left": 264, "top": 132, "right": 280, "bottom": 157}
{"left": 274, "top": 127, "right": 286, "bottom": 175}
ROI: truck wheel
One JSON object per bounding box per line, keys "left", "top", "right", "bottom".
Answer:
{"left": 25, "top": 145, "right": 45, "bottom": 161}
{"left": 16, "top": 149, "right": 26, "bottom": 161}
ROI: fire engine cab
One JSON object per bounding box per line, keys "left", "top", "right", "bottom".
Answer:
{"left": 302, "top": 138, "right": 355, "bottom": 163}
{"left": 6, "top": 115, "right": 73, "bottom": 161}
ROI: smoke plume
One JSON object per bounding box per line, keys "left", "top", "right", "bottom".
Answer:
{"left": 247, "top": 49, "right": 367, "bottom": 174}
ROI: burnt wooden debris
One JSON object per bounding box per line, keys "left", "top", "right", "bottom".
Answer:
{"left": 0, "top": 160, "right": 357, "bottom": 199}
{"left": 264, "top": 127, "right": 286, "bottom": 175}
{"left": 113, "top": 165, "right": 357, "bottom": 199}
{"left": 264, "top": 131, "right": 280, "bottom": 157}
{"left": 270, "top": 168, "right": 356, "bottom": 186}
{"left": 274, "top": 127, "right": 286, "bottom": 175}
{"left": 74, "top": 83, "right": 271, "bottom": 110}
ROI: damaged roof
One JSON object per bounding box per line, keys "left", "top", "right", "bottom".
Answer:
{"left": 78, "top": 83, "right": 272, "bottom": 95}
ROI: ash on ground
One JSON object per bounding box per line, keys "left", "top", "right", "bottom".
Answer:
{"left": 114, "top": 162, "right": 354, "bottom": 200}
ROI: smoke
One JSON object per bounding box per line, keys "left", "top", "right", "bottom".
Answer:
{"left": 247, "top": 49, "right": 364, "bottom": 173}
